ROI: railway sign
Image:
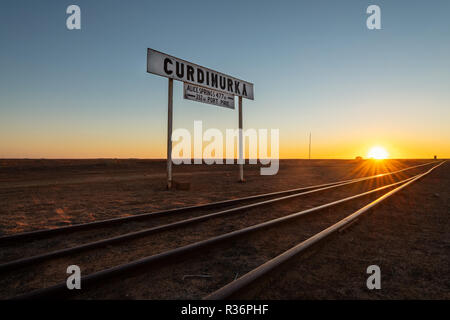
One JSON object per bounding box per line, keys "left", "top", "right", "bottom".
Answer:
{"left": 146, "top": 48, "right": 254, "bottom": 188}
{"left": 184, "top": 83, "right": 235, "bottom": 109}
{"left": 147, "top": 48, "right": 254, "bottom": 100}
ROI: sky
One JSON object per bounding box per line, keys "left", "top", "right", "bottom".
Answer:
{"left": 0, "top": 0, "right": 449, "bottom": 159}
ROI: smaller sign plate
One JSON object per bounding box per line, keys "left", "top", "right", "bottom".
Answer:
{"left": 184, "top": 83, "right": 235, "bottom": 109}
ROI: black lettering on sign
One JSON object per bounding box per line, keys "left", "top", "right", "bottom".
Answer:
{"left": 220, "top": 76, "right": 226, "bottom": 90}
{"left": 164, "top": 58, "right": 173, "bottom": 75}
{"left": 197, "top": 69, "right": 204, "bottom": 84}
{"left": 206, "top": 71, "right": 210, "bottom": 86}
{"left": 227, "top": 79, "right": 233, "bottom": 92}
{"left": 176, "top": 62, "right": 184, "bottom": 78}
{"left": 187, "top": 65, "right": 195, "bottom": 81}
{"left": 242, "top": 84, "right": 247, "bottom": 97}
{"left": 234, "top": 81, "right": 240, "bottom": 95}
{"left": 211, "top": 73, "right": 218, "bottom": 88}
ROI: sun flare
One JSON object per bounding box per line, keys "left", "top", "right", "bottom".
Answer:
{"left": 367, "top": 146, "right": 389, "bottom": 160}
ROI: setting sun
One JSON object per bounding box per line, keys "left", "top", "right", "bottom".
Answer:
{"left": 367, "top": 146, "right": 389, "bottom": 160}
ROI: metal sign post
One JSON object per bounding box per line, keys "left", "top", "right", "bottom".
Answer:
{"left": 238, "top": 96, "right": 244, "bottom": 182}
{"left": 167, "top": 78, "right": 173, "bottom": 189}
{"left": 309, "top": 132, "right": 311, "bottom": 160}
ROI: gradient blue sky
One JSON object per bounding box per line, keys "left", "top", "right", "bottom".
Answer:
{"left": 1, "top": 0, "right": 449, "bottom": 158}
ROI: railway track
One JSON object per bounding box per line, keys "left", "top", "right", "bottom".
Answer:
{"left": 0, "top": 161, "right": 435, "bottom": 244}
{"left": 0, "top": 161, "right": 443, "bottom": 299}
{"left": 205, "top": 160, "right": 446, "bottom": 299}
{"left": 0, "top": 161, "right": 435, "bottom": 269}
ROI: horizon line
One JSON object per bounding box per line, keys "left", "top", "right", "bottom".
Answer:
{"left": 0, "top": 158, "right": 444, "bottom": 161}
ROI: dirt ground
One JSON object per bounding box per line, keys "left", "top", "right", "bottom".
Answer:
{"left": 0, "top": 159, "right": 448, "bottom": 299}
{"left": 0, "top": 158, "right": 430, "bottom": 235}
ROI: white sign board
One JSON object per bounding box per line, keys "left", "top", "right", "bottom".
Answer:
{"left": 184, "top": 83, "right": 234, "bottom": 109}
{"left": 147, "top": 48, "right": 254, "bottom": 100}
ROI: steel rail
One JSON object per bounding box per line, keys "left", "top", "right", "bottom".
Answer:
{"left": 203, "top": 161, "right": 446, "bottom": 300}
{"left": 0, "top": 161, "right": 433, "bottom": 272}
{"left": 0, "top": 161, "right": 437, "bottom": 243}
{"left": 0, "top": 176, "right": 372, "bottom": 272}
{"left": 11, "top": 170, "right": 429, "bottom": 300}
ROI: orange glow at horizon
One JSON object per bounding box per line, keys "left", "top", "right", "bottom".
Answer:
{"left": 1, "top": 127, "right": 448, "bottom": 159}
